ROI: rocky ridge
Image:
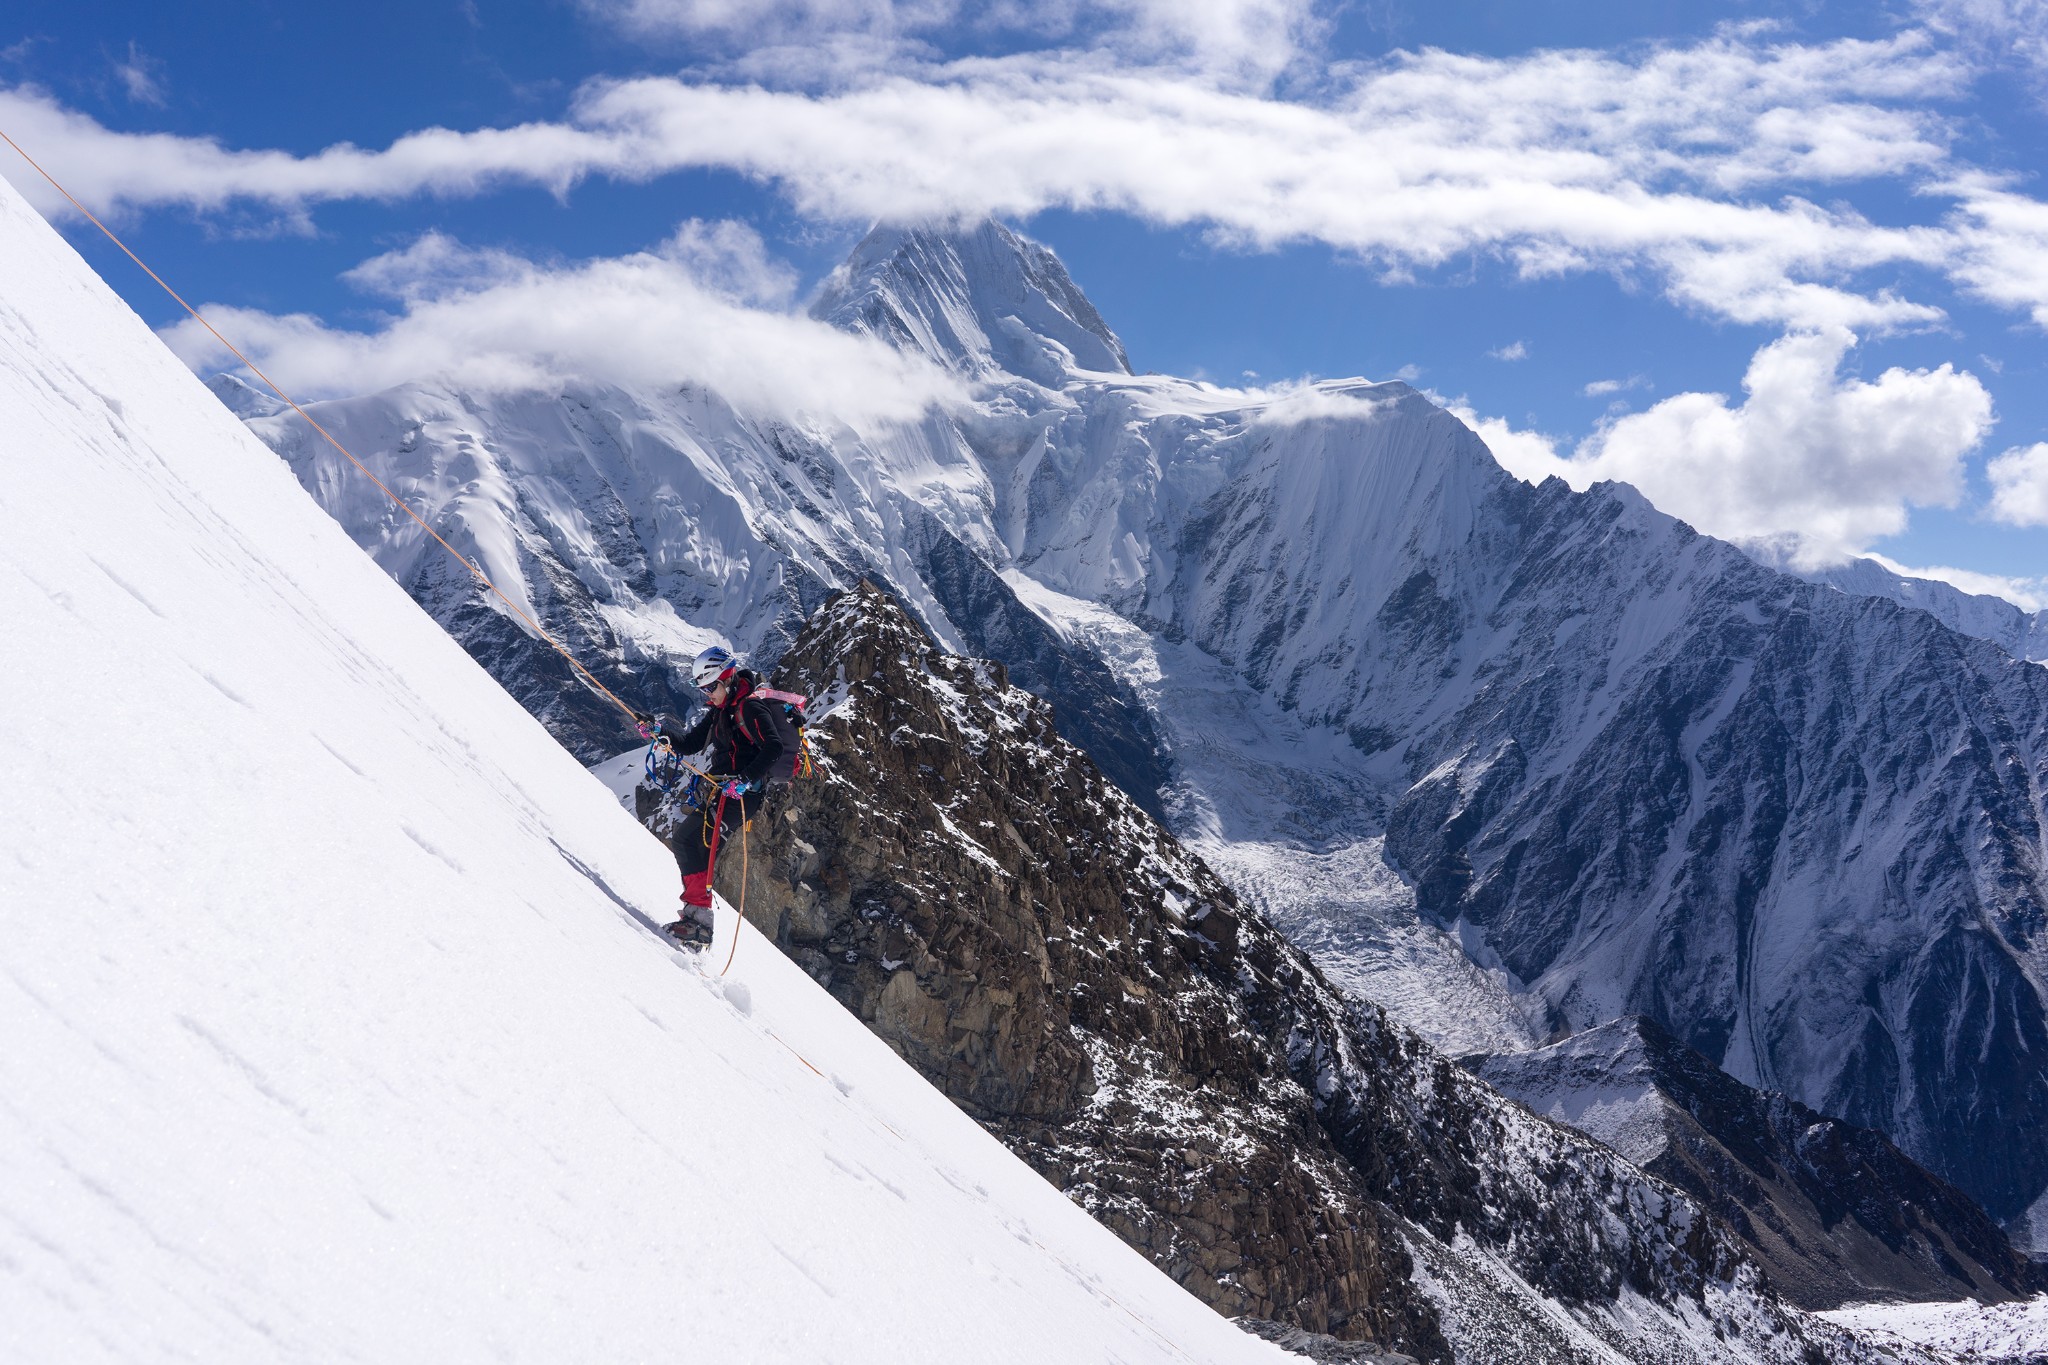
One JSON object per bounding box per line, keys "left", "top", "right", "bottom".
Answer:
{"left": 1800, "top": 556, "right": 2048, "bottom": 662}
{"left": 643, "top": 582, "right": 1943, "bottom": 1365}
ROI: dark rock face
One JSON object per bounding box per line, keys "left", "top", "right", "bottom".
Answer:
{"left": 724, "top": 584, "right": 1435, "bottom": 1352}
{"left": 680, "top": 584, "right": 1884, "bottom": 1365}
{"left": 1478, "top": 1017, "right": 2048, "bottom": 1311}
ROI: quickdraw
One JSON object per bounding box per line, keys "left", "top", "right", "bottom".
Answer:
{"left": 642, "top": 733, "right": 687, "bottom": 794}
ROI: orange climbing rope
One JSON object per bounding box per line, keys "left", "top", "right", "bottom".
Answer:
{"left": 719, "top": 813, "right": 748, "bottom": 977}
{"left": 0, "top": 127, "right": 646, "bottom": 735}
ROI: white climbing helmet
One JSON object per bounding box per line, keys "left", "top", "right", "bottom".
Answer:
{"left": 691, "top": 644, "right": 737, "bottom": 689}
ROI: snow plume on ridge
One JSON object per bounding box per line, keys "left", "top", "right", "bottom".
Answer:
{"left": 1468, "top": 327, "right": 1993, "bottom": 570}
{"left": 0, "top": 147, "right": 1291, "bottom": 1365}
{"left": 159, "top": 223, "right": 963, "bottom": 425}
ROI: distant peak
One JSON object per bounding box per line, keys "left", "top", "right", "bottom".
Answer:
{"left": 812, "top": 219, "right": 1131, "bottom": 384}
{"left": 206, "top": 372, "right": 289, "bottom": 421}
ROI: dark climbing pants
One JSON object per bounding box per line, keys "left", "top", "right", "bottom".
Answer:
{"left": 674, "top": 786, "right": 766, "bottom": 879}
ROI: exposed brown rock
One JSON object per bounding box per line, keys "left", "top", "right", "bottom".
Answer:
{"left": 715, "top": 582, "right": 1440, "bottom": 1355}
{"left": 638, "top": 584, "right": 1880, "bottom": 1365}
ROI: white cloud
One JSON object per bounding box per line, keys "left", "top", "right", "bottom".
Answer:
{"left": 1987, "top": 441, "right": 2048, "bottom": 526}
{"left": 113, "top": 43, "right": 166, "bottom": 108}
{"left": 657, "top": 218, "right": 801, "bottom": 303}
{"left": 1447, "top": 402, "right": 1570, "bottom": 485}
{"left": 1942, "top": 174, "right": 2048, "bottom": 326}
{"left": 160, "top": 225, "right": 962, "bottom": 425}
{"left": 1247, "top": 382, "right": 1391, "bottom": 425}
{"left": 1489, "top": 340, "right": 1528, "bottom": 361}
{"left": 3, "top": 26, "right": 2033, "bottom": 332}
{"left": 1582, "top": 375, "right": 1648, "bottom": 397}
{"left": 340, "top": 232, "right": 533, "bottom": 302}
{"left": 580, "top": 0, "right": 1317, "bottom": 82}
{"left": 1474, "top": 328, "right": 1994, "bottom": 566}
{"left": 1914, "top": 0, "right": 2048, "bottom": 79}
{"left": 588, "top": 0, "right": 942, "bottom": 41}
{"left": 1862, "top": 551, "right": 2048, "bottom": 610}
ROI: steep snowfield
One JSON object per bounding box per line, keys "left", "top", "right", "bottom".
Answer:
{"left": 0, "top": 179, "right": 1295, "bottom": 1362}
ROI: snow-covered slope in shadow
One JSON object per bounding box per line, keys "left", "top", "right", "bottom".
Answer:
{"left": 0, "top": 177, "right": 1295, "bottom": 1364}
{"left": 1799, "top": 556, "right": 2048, "bottom": 663}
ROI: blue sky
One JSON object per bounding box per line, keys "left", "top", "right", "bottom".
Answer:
{"left": 7, "top": 0, "right": 2048, "bottom": 600}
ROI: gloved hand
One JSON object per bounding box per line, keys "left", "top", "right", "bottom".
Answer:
{"left": 720, "top": 777, "right": 751, "bottom": 799}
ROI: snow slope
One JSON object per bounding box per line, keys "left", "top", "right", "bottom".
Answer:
{"left": 0, "top": 174, "right": 1296, "bottom": 1362}
{"left": 1823, "top": 1296, "right": 2048, "bottom": 1364}
{"left": 1799, "top": 556, "right": 2048, "bottom": 662}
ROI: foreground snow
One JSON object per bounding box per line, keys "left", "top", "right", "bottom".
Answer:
{"left": 1822, "top": 1295, "right": 2048, "bottom": 1361}
{"left": 0, "top": 174, "right": 1291, "bottom": 1363}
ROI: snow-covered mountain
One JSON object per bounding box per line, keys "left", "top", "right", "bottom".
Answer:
{"left": 607, "top": 581, "right": 1956, "bottom": 1364}
{"left": 0, "top": 164, "right": 1315, "bottom": 1365}
{"left": 220, "top": 219, "right": 2048, "bottom": 1257}
{"left": 1800, "top": 556, "right": 2048, "bottom": 662}
{"left": 1477, "top": 1017, "right": 2045, "bottom": 1310}
{"left": 814, "top": 219, "right": 1133, "bottom": 382}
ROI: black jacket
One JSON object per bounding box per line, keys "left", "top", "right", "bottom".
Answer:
{"left": 671, "top": 673, "right": 785, "bottom": 785}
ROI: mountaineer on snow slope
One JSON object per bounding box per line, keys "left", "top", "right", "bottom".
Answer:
{"left": 635, "top": 645, "right": 804, "bottom": 949}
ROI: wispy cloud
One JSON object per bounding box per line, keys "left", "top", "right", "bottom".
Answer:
{"left": 160, "top": 224, "right": 963, "bottom": 425}
{"left": 1582, "top": 374, "right": 1648, "bottom": 397}
{"left": 6, "top": 26, "right": 2039, "bottom": 333}
{"left": 580, "top": 0, "right": 1321, "bottom": 84}
{"left": 1471, "top": 328, "right": 1993, "bottom": 568}
{"left": 1913, "top": 0, "right": 2048, "bottom": 82}
{"left": 1488, "top": 340, "right": 1528, "bottom": 361}
{"left": 112, "top": 41, "right": 166, "bottom": 108}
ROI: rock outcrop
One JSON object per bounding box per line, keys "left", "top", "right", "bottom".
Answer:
{"left": 1478, "top": 1018, "right": 2047, "bottom": 1311}
{"left": 723, "top": 584, "right": 1435, "bottom": 1353}
{"left": 650, "top": 583, "right": 1925, "bottom": 1365}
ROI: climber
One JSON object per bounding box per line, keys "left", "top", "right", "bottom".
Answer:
{"left": 642, "top": 645, "right": 797, "bottom": 949}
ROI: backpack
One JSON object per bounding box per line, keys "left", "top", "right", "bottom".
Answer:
{"left": 739, "top": 672, "right": 812, "bottom": 783}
